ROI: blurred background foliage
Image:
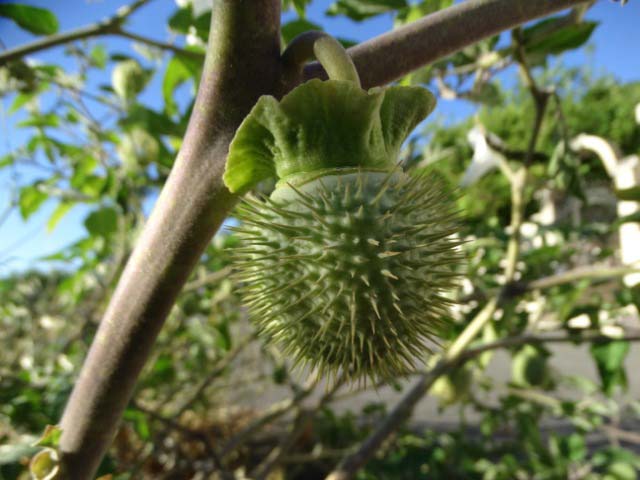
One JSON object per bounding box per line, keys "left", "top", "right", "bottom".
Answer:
{"left": 1, "top": 0, "right": 640, "bottom": 479}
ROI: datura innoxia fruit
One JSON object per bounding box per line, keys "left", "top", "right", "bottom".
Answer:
{"left": 223, "top": 75, "right": 462, "bottom": 382}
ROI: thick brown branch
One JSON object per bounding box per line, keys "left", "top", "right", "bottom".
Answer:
{"left": 56, "top": 1, "right": 281, "bottom": 478}
{"left": 304, "top": 0, "right": 588, "bottom": 89}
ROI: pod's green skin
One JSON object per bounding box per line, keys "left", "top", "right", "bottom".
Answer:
{"left": 224, "top": 78, "right": 462, "bottom": 382}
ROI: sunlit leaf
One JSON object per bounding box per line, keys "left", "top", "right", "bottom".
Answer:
{"left": 47, "top": 202, "right": 74, "bottom": 232}
{"left": 0, "top": 3, "right": 58, "bottom": 35}
{"left": 90, "top": 44, "right": 108, "bottom": 69}
{"left": 523, "top": 18, "right": 598, "bottom": 56}
{"left": 590, "top": 340, "right": 630, "bottom": 396}
{"left": 19, "top": 185, "right": 48, "bottom": 219}
{"left": 162, "top": 56, "right": 200, "bottom": 115}
{"left": 327, "top": 0, "right": 407, "bottom": 21}
{"left": 34, "top": 425, "right": 62, "bottom": 448}
{"left": 395, "top": 0, "right": 453, "bottom": 25}
{"left": 84, "top": 207, "right": 118, "bottom": 237}
{"left": 281, "top": 18, "right": 323, "bottom": 45}
{"left": 17, "top": 113, "right": 59, "bottom": 128}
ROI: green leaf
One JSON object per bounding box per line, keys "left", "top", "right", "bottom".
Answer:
{"left": 168, "top": 7, "right": 192, "bottom": 34}
{"left": 466, "top": 81, "right": 503, "bottom": 106}
{"left": 112, "top": 59, "right": 148, "bottom": 102}
{"left": 162, "top": 56, "right": 200, "bottom": 115}
{"left": 17, "top": 113, "right": 60, "bottom": 128}
{"left": 327, "top": 0, "right": 407, "bottom": 21}
{"left": 19, "top": 185, "right": 48, "bottom": 219}
{"left": 281, "top": 18, "right": 323, "bottom": 45}
{"left": 123, "top": 409, "right": 151, "bottom": 441}
{"left": 0, "top": 153, "right": 14, "bottom": 168}
{"left": 590, "top": 340, "right": 630, "bottom": 396}
{"left": 90, "top": 44, "right": 108, "bottom": 69}
{"left": 0, "top": 3, "right": 58, "bottom": 35}
{"left": 122, "top": 105, "right": 182, "bottom": 136}
{"left": 395, "top": 0, "right": 453, "bottom": 25}
{"left": 34, "top": 425, "right": 62, "bottom": 448}
{"left": 547, "top": 141, "right": 586, "bottom": 201}
{"left": 10, "top": 90, "right": 38, "bottom": 113}
{"left": 561, "top": 433, "right": 587, "bottom": 462}
{"left": 84, "top": 207, "right": 118, "bottom": 237}
{"left": 523, "top": 19, "right": 598, "bottom": 56}
{"left": 511, "top": 345, "right": 552, "bottom": 388}
{"left": 615, "top": 186, "right": 640, "bottom": 202}
{"left": 292, "top": 0, "right": 312, "bottom": 17}
{"left": 47, "top": 202, "right": 73, "bottom": 232}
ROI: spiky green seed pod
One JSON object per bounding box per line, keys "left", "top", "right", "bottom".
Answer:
{"left": 234, "top": 171, "right": 460, "bottom": 381}
{"left": 224, "top": 77, "right": 463, "bottom": 383}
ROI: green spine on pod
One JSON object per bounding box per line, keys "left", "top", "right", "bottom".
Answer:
{"left": 223, "top": 37, "right": 463, "bottom": 383}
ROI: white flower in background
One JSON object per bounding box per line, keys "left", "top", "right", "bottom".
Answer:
{"left": 186, "top": 25, "right": 206, "bottom": 47}
{"left": 461, "top": 278, "right": 474, "bottom": 296}
{"left": 460, "top": 126, "right": 504, "bottom": 187}
{"left": 598, "top": 309, "right": 611, "bottom": 323}
{"left": 531, "top": 188, "right": 556, "bottom": 225}
{"left": 520, "top": 222, "right": 538, "bottom": 239}
{"left": 19, "top": 355, "right": 33, "bottom": 370}
{"left": 567, "top": 313, "right": 591, "bottom": 329}
{"left": 601, "top": 324, "right": 625, "bottom": 338}
{"left": 40, "top": 315, "right": 63, "bottom": 330}
{"left": 57, "top": 354, "right": 74, "bottom": 372}
{"left": 24, "top": 57, "right": 42, "bottom": 67}
{"left": 523, "top": 298, "right": 545, "bottom": 317}
{"left": 175, "top": 0, "right": 212, "bottom": 16}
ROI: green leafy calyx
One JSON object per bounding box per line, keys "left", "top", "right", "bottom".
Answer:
{"left": 223, "top": 79, "right": 435, "bottom": 194}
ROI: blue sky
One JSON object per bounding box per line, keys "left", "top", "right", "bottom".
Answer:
{"left": 0, "top": 0, "right": 639, "bottom": 274}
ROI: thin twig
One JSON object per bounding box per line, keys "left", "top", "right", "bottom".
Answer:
{"left": 116, "top": 29, "right": 203, "bottom": 60}
{"left": 601, "top": 425, "right": 640, "bottom": 445}
{"left": 34, "top": 71, "right": 123, "bottom": 111}
{"left": 183, "top": 266, "right": 233, "bottom": 293}
{"left": 485, "top": 134, "right": 549, "bottom": 164}
{"left": 0, "top": 0, "right": 201, "bottom": 64}
{"left": 253, "top": 376, "right": 346, "bottom": 480}
{"left": 503, "top": 31, "right": 552, "bottom": 283}
{"left": 527, "top": 265, "right": 640, "bottom": 292}
{"left": 220, "top": 373, "right": 320, "bottom": 458}
{"left": 0, "top": 0, "right": 152, "bottom": 65}
{"left": 130, "top": 401, "right": 229, "bottom": 475}
{"left": 172, "top": 335, "right": 254, "bottom": 417}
